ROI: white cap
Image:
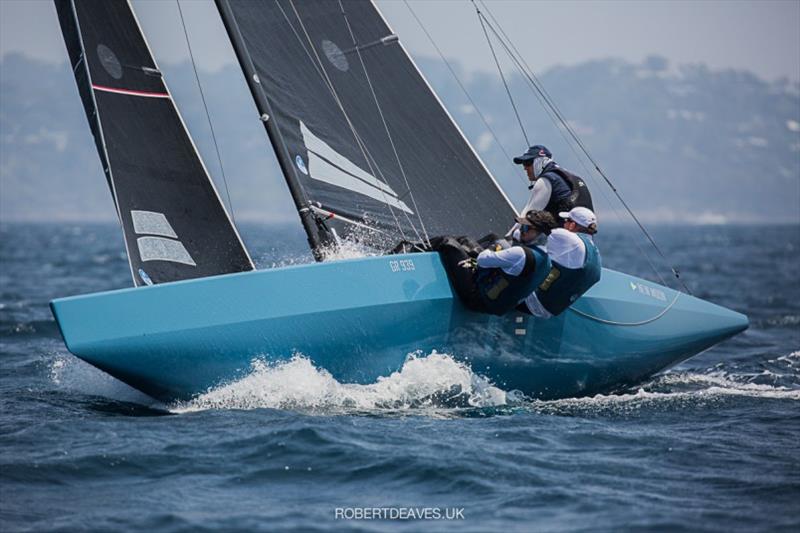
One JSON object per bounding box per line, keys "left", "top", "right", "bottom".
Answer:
{"left": 559, "top": 207, "right": 597, "bottom": 229}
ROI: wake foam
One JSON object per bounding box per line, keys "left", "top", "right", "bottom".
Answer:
{"left": 527, "top": 361, "right": 800, "bottom": 415}
{"left": 49, "top": 350, "right": 799, "bottom": 416}
{"left": 170, "top": 352, "right": 507, "bottom": 414}
{"left": 320, "top": 238, "right": 380, "bottom": 261}
{"left": 171, "top": 350, "right": 800, "bottom": 415}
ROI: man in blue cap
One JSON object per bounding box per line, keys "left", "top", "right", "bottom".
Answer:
{"left": 508, "top": 145, "right": 594, "bottom": 236}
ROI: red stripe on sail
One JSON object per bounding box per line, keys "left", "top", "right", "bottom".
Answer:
{"left": 92, "top": 84, "right": 170, "bottom": 99}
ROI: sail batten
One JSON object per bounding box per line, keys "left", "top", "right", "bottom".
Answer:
{"left": 55, "top": 0, "right": 254, "bottom": 286}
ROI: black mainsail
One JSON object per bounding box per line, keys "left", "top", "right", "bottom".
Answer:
{"left": 55, "top": 0, "right": 254, "bottom": 286}
{"left": 216, "top": 0, "right": 517, "bottom": 254}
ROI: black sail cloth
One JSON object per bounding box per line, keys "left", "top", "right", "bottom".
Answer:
{"left": 55, "top": 0, "right": 253, "bottom": 285}
{"left": 221, "top": 0, "right": 517, "bottom": 249}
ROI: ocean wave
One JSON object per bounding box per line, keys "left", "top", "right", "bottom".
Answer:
{"left": 759, "top": 314, "right": 800, "bottom": 328}
{"left": 0, "top": 318, "right": 60, "bottom": 337}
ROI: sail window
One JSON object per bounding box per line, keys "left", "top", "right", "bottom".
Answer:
{"left": 136, "top": 236, "right": 196, "bottom": 266}
{"left": 131, "top": 210, "right": 178, "bottom": 238}
{"left": 322, "top": 40, "right": 348, "bottom": 71}
{"left": 96, "top": 44, "right": 122, "bottom": 79}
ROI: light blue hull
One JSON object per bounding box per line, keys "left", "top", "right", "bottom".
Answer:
{"left": 50, "top": 253, "right": 748, "bottom": 401}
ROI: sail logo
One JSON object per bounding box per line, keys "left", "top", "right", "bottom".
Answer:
{"left": 131, "top": 210, "right": 196, "bottom": 267}
{"left": 322, "top": 40, "right": 348, "bottom": 72}
{"left": 295, "top": 155, "right": 309, "bottom": 175}
{"left": 299, "top": 121, "right": 414, "bottom": 214}
{"left": 137, "top": 268, "right": 153, "bottom": 286}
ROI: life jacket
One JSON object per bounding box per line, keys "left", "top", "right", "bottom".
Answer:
{"left": 535, "top": 233, "right": 601, "bottom": 316}
{"left": 474, "top": 245, "right": 551, "bottom": 316}
{"left": 540, "top": 165, "right": 595, "bottom": 218}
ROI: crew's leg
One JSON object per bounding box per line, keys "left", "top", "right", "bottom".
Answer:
{"left": 436, "top": 238, "right": 486, "bottom": 311}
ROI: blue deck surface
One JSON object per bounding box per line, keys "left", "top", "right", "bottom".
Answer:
{"left": 50, "top": 252, "right": 748, "bottom": 401}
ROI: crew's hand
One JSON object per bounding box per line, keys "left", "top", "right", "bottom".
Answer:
{"left": 458, "top": 258, "right": 477, "bottom": 271}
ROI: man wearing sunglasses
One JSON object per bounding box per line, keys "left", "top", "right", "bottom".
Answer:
{"left": 455, "top": 210, "right": 557, "bottom": 315}
{"left": 508, "top": 145, "right": 594, "bottom": 237}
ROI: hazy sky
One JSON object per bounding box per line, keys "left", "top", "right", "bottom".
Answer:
{"left": 1, "top": 0, "right": 799, "bottom": 81}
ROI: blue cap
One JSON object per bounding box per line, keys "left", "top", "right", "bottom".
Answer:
{"left": 513, "top": 145, "right": 552, "bottom": 165}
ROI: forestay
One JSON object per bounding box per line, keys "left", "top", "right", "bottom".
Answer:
{"left": 55, "top": 0, "right": 253, "bottom": 286}
{"left": 218, "top": 0, "right": 517, "bottom": 251}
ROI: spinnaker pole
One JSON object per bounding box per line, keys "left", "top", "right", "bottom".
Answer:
{"left": 215, "top": 0, "right": 331, "bottom": 260}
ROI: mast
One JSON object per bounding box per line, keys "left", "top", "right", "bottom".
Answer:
{"left": 215, "top": 0, "right": 331, "bottom": 260}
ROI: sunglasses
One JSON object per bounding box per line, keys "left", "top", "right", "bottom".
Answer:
{"left": 520, "top": 224, "right": 531, "bottom": 233}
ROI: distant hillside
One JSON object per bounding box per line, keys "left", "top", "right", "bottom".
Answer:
{"left": 1, "top": 52, "right": 798, "bottom": 223}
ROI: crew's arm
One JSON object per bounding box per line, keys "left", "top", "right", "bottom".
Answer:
{"left": 477, "top": 247, "right": 526, "bottom": 275}
{"left": 506, "top": 179, "right": 553, "bottom": 236}
{"left": 524, "top": 179, "right": 552, "bottom": 214}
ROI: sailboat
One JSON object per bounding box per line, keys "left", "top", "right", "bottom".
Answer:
{"left": 49, "top": 0, "right": 747, "bottom": 402}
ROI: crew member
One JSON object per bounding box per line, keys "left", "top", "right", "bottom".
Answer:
{"left": 520, "top": 206, "right": 602, "bottom": 318}
{"left": 456, "top": 211, "right": 557, "bottom": 315}
{"left": 508, "top": 145, "right": 594, "bottom": 234}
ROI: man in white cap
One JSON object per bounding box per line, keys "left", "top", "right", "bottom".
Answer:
{"left": 519, "top": 206, "right": 602, "bottom": 318}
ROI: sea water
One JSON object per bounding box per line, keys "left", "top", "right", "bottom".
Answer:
{"left": 1, "top": 223, "right": 798, "bottom": 532}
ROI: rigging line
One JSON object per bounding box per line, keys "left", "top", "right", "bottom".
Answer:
{"left": 477, "top": 3, "right": 691, "bottom": 294}
{"left": 404, "top": 0, "right": 662, "bottom": 283}
{"left": 176, "top": 0, "right": 237, "bottom": 226}
{"left": 285, "top": 2, "right": 421, "bottom": 248}
{"left": 358, "top": 137, "right": 426, "bottom": 240}
{"left": 277, "top": 1, "right": 412, "bottom": 245}
{"left": 569, "top": 291, "right": 681, "bottom": 326}
{"left": 471, "top": 12, "right": 651, "bottom": 269}
{"left": 462, "top": 3, "right": 670, "bottom": 289}
{"left": 470, "top": 0, "right": 529, "bottom": 147}
{"left": 469, "top": 7, "right": 671, "bottom": 289}
{"left": 479, "top": 1, "right": 565, "bottom": 120}
{"left": 281, "top": 0, "right": 420, "bottom": 246}
{"left": 479, "top": 21, "right": 673, "bottom": 291}
{"left": 473, "top": 11, "right": 683, "bottom": 293}
{"left": 403, "top": 6, "right": 649, "bottom": 279}
{"left": 492, "top": 42, "right": 677, "bottom": 292}
{"left": 337, "top": 0, "right": 431, "bottom": 247}
{"left": 475, "top": 42, "right": 671, "bottom": 290}
{"left": 478, "top": 1, "right": 593, "bottom": 154}
{"left": 463, "top": 11, "right": 671, "bottom": 291}
{"left": 401, "top": 0, "right": 526, "bottom": 189}
{"left": 288, "top": 2, "right": 434, "bottom": 250}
